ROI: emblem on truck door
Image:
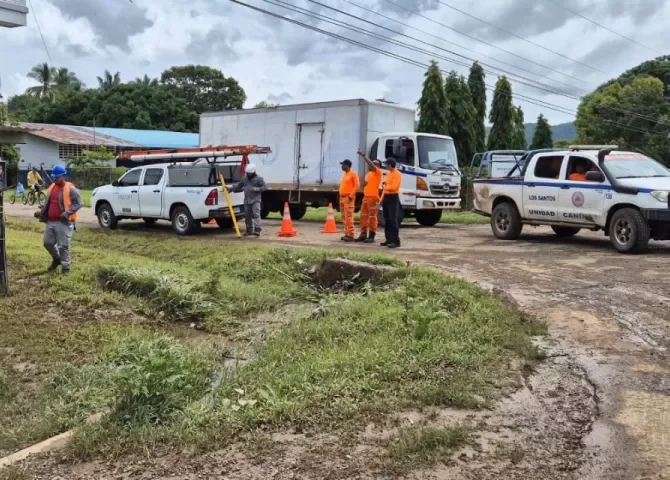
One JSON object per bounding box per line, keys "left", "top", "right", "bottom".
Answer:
{"left": 572, "top": 192, "right": 584, "bottom": 207}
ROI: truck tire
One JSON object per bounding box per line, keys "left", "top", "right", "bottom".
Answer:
{"left": 171, "top": 206, "right": 196, "bottom": 236}
{"left": 97, "top": 202, "right": 118, "bottom": 230}
{"left": 377, "top": 205, "right": 404, "bottom": 227}
{"left": 261, "top": 202, "right": 270, "bottom": 219}
{"left": 415, "top": 210, "right": 442, "bottom": 227}
{"left": 609, "top": 208, "right": 650, "bottom": 254}
{"left": 216, "top": 218, "right": 234, "bottom": 229}
{"left": 289, "top": 203, "right": 307, "bottom": 220}
{"left": 491, "top": 202, "right": 522, "bottom": 240}
{"left": 551, "top": 226, "right": 580, "bottom": 237}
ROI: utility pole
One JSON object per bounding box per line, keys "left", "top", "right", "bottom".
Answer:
{"left": 0, "top": 157, "right": 8, "bottom": 295}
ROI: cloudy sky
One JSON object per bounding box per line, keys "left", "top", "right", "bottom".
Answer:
{"left": 0, "top": 0, "right": 667, "bottom": 125}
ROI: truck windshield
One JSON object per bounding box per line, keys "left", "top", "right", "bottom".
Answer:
{"left": 605, "top": 154, "right": 670, "bottom": 179}
{"left": 417, "top": 136, "right": 458, "bottom": 171}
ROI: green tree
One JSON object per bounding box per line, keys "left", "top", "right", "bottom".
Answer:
{"left": 7, "top": 94, "right": 40, "bottom": 122}
{"left": 160, "top": 65, "right": 246, "bottom": 114}
{"left": 68, "top": 146, "right": 116, "bottom": 168}
{"left": 54, "top": 68, "right": 83, "bottom": 91}
{"left": 511, "top": 106, "right": 527, "bottom": 149}
{"left": 417, "top": 61, "right": 448, "bottom": 135}
{"left": 553, "top": 139, "right": 572, "bottom": 148}
{"left": 26, "top": 63, "right": 58, "bottom": 100}
{"left": 531, "top": 114, "right": 553, "bottom": 149}
{"left": 0, "top": 102, "right": 21, "bottom": 183}
{"left": 97, "top": 70, "right": 122, "bottom": 90}
{"left": 253, "top": 101, "right": 278, "bottom": 108}
{"left": 468, "top": 61, "right": 487, "bottom": 153}
{"left": 444, "top": 71, "right": 477, "bottom": 165}
{"left": 487, "top": 76, "right": 514, "bottom": 150}
{"left": 134, "top": 75, "right": 159, "bottom": 87}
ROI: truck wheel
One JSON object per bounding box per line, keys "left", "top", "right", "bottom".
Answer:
{"left": 415, "top": 210, "right": 442, "bottom": 227}
{"left": 491, "top": 202, "right": 522, "bottom": 240}
{"left": 609, "top": 208, "right": 649, "bottom": 254}
{"left": 171, "top": 206, "right": 196, "bottom": 236}
{"left": 551, "top": 226, "right": 580, "bottom": 237}
{"left": 97, "top": 203, "right": 118, "bottom": 230}
{"left": 216, "top": 218, "right": 234, "bottom": 229}
{"left": 289, "top": 203, "right": 307, "bottom": 220}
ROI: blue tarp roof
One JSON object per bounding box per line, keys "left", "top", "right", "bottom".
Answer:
{"left": 77, "top": 127, "right": 198, "bottom": 149}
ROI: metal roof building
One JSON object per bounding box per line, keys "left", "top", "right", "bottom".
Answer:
{"left": 0, "top": 123, "right": 199, "bottom": 169}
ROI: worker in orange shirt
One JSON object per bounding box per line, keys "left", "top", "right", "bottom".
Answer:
{"left": 381, "top": 158, "right": 403, "bottom": 248}
{"left": 568, "top": 163, "right": 587, "bottom": 181}
{"left": 339, "top": 159, "right": 360, "bottom": 242}
{"left": 356, "top": 149, "right": 383, "bottom": 243}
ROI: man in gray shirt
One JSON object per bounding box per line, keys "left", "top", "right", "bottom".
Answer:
{"left": 231, "top": 163, "right": 267, "bottom": 236}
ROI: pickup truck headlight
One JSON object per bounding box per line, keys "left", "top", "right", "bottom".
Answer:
{"left": 650, "top": 190, "right": 669, "bottom": 203}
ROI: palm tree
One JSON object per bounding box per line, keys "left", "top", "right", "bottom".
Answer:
{"left": 133, "top": 74, "right": 158, "bottom": 87}
{"left": 26, "top": 63, "right": 57, "bottom": 100}
{"left": 54, "top": 68, "right": 83, "bottom": 91}
{"left": 97, "top": 70, "right": 121, "bottom": 90}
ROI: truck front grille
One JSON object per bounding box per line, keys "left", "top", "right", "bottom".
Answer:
{"left": 429, "top": 184, "right": 459, "bottom": 196}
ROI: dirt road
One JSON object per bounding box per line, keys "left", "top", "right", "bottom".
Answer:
{"left": 7, "top": 203, "right": 670, "bottom": 479}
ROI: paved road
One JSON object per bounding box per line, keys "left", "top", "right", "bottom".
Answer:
{"left": 7, "top": 203, "right": 670, "bottom": 479}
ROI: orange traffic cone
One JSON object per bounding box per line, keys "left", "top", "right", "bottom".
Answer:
{"left": 321, "top": 203, "right": 339, "bottom": 233}
{"left": 277, "top": 202, "right": 297, "bottom": 237}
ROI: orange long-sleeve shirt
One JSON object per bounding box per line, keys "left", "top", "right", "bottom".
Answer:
{"left": 339, "top": 170, "right": 360, "bottom": 196}
{"left": 383, "top": 168, "right": 402, "bottom": 195}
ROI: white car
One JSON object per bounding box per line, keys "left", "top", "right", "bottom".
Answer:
{"left": 472, "top": 146, "right": 670, "bottom": 253}
{"left": 91, "top": 162, "right": 245, "bottom": 235}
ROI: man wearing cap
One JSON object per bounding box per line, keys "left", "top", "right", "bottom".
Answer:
{"left": 381, "top": 158, "right": 403, "bottom": 248}
{"left": 339, "top": 159, "right": 360, "bottom": 242}
{"left": 231, "top": 163, "right": 267, "bottom": 236}
{"left": 36, "top": 164, "right": 83, "bottom": 275}
{"left": 356, "top": 149, "right": 382, "bottom": 243}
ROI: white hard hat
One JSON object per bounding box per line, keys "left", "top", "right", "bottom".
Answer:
{"left": 246, "top": 164, "right": 257, "bottom": 174}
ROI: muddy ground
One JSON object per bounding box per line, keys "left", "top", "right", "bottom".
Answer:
{"left": 5, "top": 204, "right": 670, "bottom": 479}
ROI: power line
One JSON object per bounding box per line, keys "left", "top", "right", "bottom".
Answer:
{"left": 433, "top": 0, "right": 604, "bottom": 75}
{"left": 379, "top": 0, "right": 608, "bottom": 77}
{"left": 338, "top": 0, "right": 588, "bottom": 92}
{"left": 27, "top": 0, "right": 53, "bottom": 66}
{"left": 542, "top": 0, "right": 662, "bottom": 55}
{"left": 229, "top": 0, "right": 670, "bottom": 139}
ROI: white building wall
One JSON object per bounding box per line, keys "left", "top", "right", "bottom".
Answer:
{"left": 16, "top": 135, "right": 60, "bottom": 169}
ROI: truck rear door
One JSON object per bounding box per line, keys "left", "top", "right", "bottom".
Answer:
{"left": 523, "top": 153, "right": 565, "bottom": 221}
{"left": 138, "top": 167, "right": 165, "bottom": 217}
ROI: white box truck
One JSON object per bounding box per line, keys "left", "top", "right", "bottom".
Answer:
{"left": 200, "top": 99, "right": 462, "bottom": 226}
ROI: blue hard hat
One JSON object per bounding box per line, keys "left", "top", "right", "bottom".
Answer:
{"left": 52, "top": 165, "right": 67, "bottom": 178}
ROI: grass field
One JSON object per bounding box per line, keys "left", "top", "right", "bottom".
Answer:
{"left": 0, "top": 219, "right": 543, "bottom": 472}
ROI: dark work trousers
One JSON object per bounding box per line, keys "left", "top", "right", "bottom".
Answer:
{"left": 382, "top": 194, "right": 400, "bottom": 245}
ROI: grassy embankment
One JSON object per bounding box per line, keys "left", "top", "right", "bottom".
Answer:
{"left": 0, "top": 219, "right": 543, "bottom": 474}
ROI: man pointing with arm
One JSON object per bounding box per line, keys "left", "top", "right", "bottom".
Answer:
{"left": 339, "top": 159, "right": 360, "bottom": 242}
{"left": 356, "top": 149, "right": 382, "bottom": 243}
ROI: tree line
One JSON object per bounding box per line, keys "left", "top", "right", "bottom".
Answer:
{"left": 7, "top": 64, "right": 247, "bottom": 133}
{"left": 417, "top": 60, "right": 554, "bottom": 166}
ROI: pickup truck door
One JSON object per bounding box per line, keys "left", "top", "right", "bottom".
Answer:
{"left": 138, "top": 167, "right": 165, "bottom": 217}
{"left": 557, "top": 155, "right": 605, "bottom": 225}
{"left": 114, "top": 168, "right": 142, "bottom": 216}
{"left": 522, "top": 154, "right": 566, "bottom": 221}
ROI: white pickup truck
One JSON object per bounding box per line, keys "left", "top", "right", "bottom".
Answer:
{"left": 91, "top": 160, "right": 245, "bottom": 235}
{"left": 472, "top": 146, "right": 670, "bottom": 253}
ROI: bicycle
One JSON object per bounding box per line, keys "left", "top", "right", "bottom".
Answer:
{"left": 25, "top": 187, "right": 46, "bottom": 207}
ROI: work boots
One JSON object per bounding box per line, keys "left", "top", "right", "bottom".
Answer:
{"left": 47, "top": 258, "right": 61, "bottom": 273}
{"left": 363, "top": 233, "right": 376, "bottom": 244}
{"left": 355, "top": 234, "right": 367, "bottom": 243}
{"left": 341, "top": 236, "right": 354, "bottom": 242}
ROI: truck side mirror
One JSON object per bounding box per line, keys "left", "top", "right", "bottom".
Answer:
{"left": 585, "top": 171, "right": 605, "bottom": 182}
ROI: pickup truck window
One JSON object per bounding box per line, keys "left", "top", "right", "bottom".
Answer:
{"left": 119, "top": 169, "right": 142, "bottom": 187}
{"left": 566, "top": 156, "right": 600, "bottom": 181}
{"left": 142, "top": 168, "right": 164, "bottom": 186}
{"left": 534, "top": 155, "right": 564, "bottom": 179}
{"left": 604, "top": 155, "right": 670, "bottom": 179}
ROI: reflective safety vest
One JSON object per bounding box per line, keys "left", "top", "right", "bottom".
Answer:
{"left": 47, "top": 182, "right": 78, "bottom": 222}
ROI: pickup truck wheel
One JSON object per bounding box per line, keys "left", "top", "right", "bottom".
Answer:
{"left": 415, "top": 210, "right": 442, "bottom": 227}
{"left": 609, "top": 208, "right": 649, "bottom": 254}
{"left": 551, "top": 226, "right": 581, "bottom": 237}
{"left": 491, "top": 202, "right": 522, "bottom": 240}
{"left": 171, "top": 206, "right": 196, "bottom": 236}
{"left": 97, "top": 203, "right": 118, "bottom": 230}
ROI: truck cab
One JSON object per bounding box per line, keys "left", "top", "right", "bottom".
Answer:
{"left": 370, "top": 133, "right": 462, "bottom": 226}
{"left": 472, "top": 146, "right": 670, "bottom": 253}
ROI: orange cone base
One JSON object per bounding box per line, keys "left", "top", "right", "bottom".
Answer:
{"left": 277, "top": 230, "right": 297, "bottom": 237}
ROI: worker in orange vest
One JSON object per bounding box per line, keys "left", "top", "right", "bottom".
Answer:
{"left": 338, "top": 159, "right": 360, "bottom": 242}
{"left": 35, "top": 165, "right": 83, "bottom": 275}
{"left": 380, "top": 158, "right": 403, "bottom": 248}
{"left": 356, "top": 149, "right": 382, "bottom": 243}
